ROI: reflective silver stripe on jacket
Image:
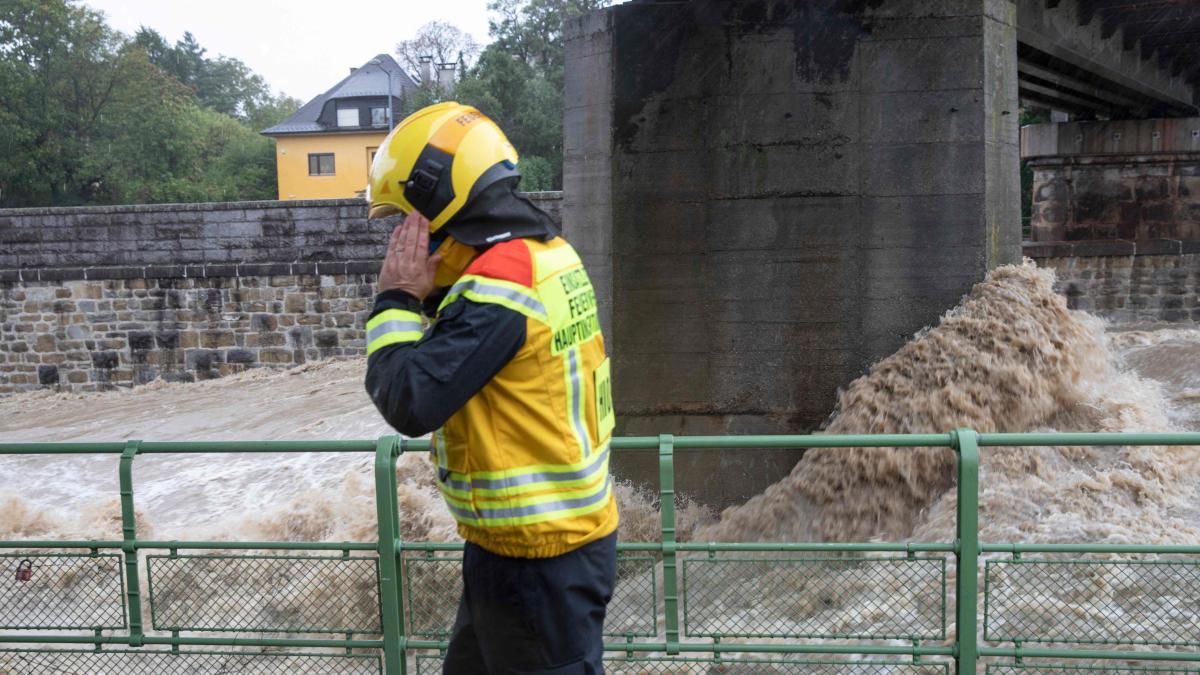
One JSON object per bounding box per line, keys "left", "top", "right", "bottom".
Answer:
{"left": 366, "top": 319, "right": 422, "bottom": 343}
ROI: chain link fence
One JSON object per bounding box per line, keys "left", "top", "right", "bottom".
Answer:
{"left": 0, "top": 554, "right": 126, "bottom": 630}
{"left": 415, "top": 655, "right": 949, "bottom": 674}
{"left": 0, "top": 648, "right": 380, "bottom": 674}
{"left": 987, "top": 664, "right": 1200, "bottom": 674}
{"left": 985, "top": 559, "right": 1200, "bottom": 646}
{"left": 404, "top": 553, "right": 660, "bottom": 639}
{"left": 403, "top": 555, "right": 461, "bottom": 638}
{"left": 608, "top": 555, "right": 658, "bottom": 637}
{"left": 682, "top": 555, "right": 946, "bottom": 639}
{"left": 147, "top": 554, "right": 381, "bottom": 633}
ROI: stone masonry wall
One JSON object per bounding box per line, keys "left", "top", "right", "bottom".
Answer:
{"left": 0, "top": 194, "right": 562, "bottom": 395}
{"left": 0, "top": 195, "right": 562, "bottom": 273}
{"left": 1025, "top": 242, "right": 1200, "bottom": 324}
{"left": 1022, "top": 118, "right": 1200, "bottom": 243}
{"left": 1021, "top": 120, "right": 1200, "bottom": 325}
{"left": 1028, "top": 154, "right": 1200, "bottom": 242}
{"left": 0, "top": 271, "right": 375, "bottom": 393}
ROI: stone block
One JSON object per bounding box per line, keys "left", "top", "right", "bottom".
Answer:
{"left": 200, "top": 331, "right": 235, "bottom": 348}
{"left": 259, "top": 348, "right": 293, "bottom": 364}
{"left": 251, "top": 313, "right": 278, "bottom": 331}
{"left": 201, "top": 220, "right": 259, "bottom": 238}
{"left": 91, "top": 351, "right": 119, "bottom": 369}
{"left": 1135, "top": 240, "right": 1182, "bottom": 256}
{"left": 206, "top": 263, "right": 239, "bottom": 278}
{"left": 226, "top": 348, "right": 256, "bottom": 364}
{"left": 34, "top": 334, "right": 55, "bottom": 352}
{"left": 37, "top": 364, "right": 58, "bottom": 385}
{"left": 1075, "top": 239, "right": 1128, "bottom": 254}
{"left": 288, "top": 326, "right": 313, "bottom": 347}
{"left": 314, "top": 330, "right": 338, "bottom": 349}
{"left": 153, "top": 332, "right": 178, "bottom": 350}
{"left": 294, "top": 219, "right": 333, "bottom": 234}
{"left": 245, "top": 332, "right": 285, "bottom": 348}
{"left": 184, "top": 348, "right": 222, "bottom": 371}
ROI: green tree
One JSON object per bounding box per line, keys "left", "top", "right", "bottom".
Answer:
{"left": 76, "top": 47, "right": 198, "bottom": 204}
{"left": 452, "top": 0, "right": 612, "bottom": 190}
{"left": 245, "top": 92, "right": 303, "bottom": 133}
{"left": 0, "top": 1, "right": 294, "bottom": 207}
{"left": 0, "top": 0, "right": 150, "bottom": 205}
{"left": 108, "top": 105, "right": 279, "bottom": 203}
{"left": 133, "top": 27, "right": 273, "bottom": 119}
{"left": 487, "top": 0, "right": 607, "bottom": 77}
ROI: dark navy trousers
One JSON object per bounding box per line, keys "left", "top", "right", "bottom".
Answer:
{"left": 442, "top": 532, "right": 617, "bottom": 674}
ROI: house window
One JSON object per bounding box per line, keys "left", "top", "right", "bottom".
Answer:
{"left": 371, "top": 107, "right": 387, "bottom": 127}
{"left": 308, "top": 153, "right": 335, "bottom": 176}
{"left": 337, "top": 108, "right": 360, "bottom": 127}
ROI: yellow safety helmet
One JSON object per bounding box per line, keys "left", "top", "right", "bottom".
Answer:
{"left": 367, "top": 102, "right": 520, "bottom": 230}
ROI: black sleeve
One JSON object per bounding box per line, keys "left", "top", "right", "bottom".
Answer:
{"left": 363, "top": 290, "right": 526, "bottom": 437}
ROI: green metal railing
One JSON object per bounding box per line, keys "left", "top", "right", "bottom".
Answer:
{"left": 2, "top": 430, "right": 1200, "bottom": 674}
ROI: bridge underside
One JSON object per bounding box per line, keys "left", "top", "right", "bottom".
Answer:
{"left": 1017, "top": 0, "right": 1200, "bottom": 117}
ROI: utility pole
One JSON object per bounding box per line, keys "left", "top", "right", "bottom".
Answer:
{"left": 369, "top": 58, "right": 395, "bottom": 129}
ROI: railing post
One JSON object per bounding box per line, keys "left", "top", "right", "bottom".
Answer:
{"left": 119, "top": 440, "right": 144, "bottom": 646}
{"left": 658, "top": 434, "right": 680, "bottom": 654}
{"left": 374, "top": 435, "right": 405, "bottom": 675}
{"left": 953, "top": 429, "right": 980, "bottom": 675}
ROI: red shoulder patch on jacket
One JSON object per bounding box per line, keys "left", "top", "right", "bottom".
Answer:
{"left": 465, "top": 240, "right": 534, "bottom": 287}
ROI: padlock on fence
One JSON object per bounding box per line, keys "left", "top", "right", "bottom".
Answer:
{"left": 15, "top": 559, "right": 32, "bottom": 582}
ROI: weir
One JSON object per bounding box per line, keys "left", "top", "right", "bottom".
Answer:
{"left": 3, "top": 431, "right": 1200, "bottom": 674}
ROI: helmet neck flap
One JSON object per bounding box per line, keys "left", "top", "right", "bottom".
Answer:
{"left": 442, "top": 176, "right": 560, "bottom": 247}
{"left": 419, "top": 176, "right": 560, "bottom": 317}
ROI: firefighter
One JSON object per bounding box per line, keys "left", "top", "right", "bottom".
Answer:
{"left": 363, "top": 101, "right": 618, "bottom": 674}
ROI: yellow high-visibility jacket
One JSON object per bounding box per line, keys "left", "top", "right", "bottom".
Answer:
{"left": 365, "top": 236, "right": 618, "bottom": 558}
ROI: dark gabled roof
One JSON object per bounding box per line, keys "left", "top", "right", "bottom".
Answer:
{"left": 262, "top": 54, "right": 417, "bottom": 136}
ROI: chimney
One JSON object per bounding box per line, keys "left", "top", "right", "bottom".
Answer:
{"left": 419, "top": 55, "right": 433, "bottom": 85}
{"left": 437, "top": 63, "right": 455, "bottom": 92}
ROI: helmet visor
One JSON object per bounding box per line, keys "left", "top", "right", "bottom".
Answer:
{"left": 368, "top": 203, "right": 404, "bottom": 220}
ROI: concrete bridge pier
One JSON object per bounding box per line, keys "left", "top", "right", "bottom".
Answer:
{"left": 563, "top": 0, "right": 1022, "bottom": 506}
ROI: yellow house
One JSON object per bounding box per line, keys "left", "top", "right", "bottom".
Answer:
{"left": 262, "top": 54, "right": 416, "bottom": 200}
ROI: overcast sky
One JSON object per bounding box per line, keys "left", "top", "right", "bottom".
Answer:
{"left": 83, "top": 0, "right": 494, "bottom": 102}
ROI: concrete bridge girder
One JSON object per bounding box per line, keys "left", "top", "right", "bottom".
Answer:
{"left": 1016, "top": 0, "right": 1198, "bottom": 117}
